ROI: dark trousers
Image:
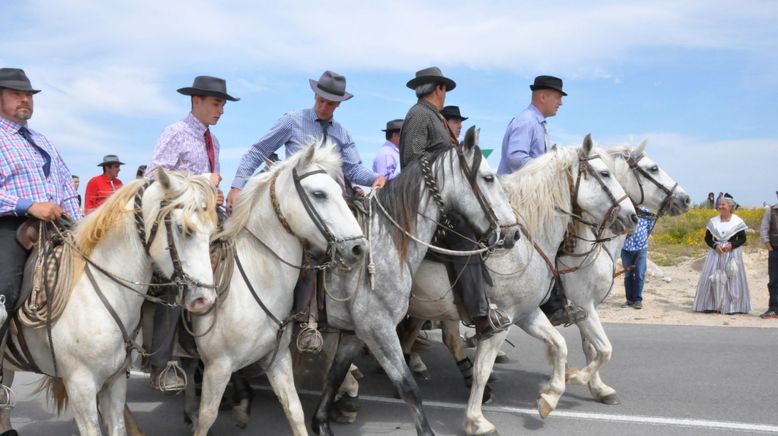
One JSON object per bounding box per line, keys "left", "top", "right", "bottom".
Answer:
{"left": 293, "top": 263, "right": 318, "bottom": 321}
{"left": 149, "top": 284, "right": 181, "bottom": 368}
{"left": 437, "top": 213, "right": 490, "bottom": 319}
{"left": 0, "top": 217, "right": 30, "bottom": 315}
{"left": 621, "top": 249, "right": 648, "bottom": 303}
{"left": 769, "top": 250, "right": 778, "bottom": 310}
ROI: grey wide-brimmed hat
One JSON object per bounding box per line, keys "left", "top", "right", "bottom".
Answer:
{"left": 381, "top": 119, "right": 404, "bottom": 132}
{"left": 0, "top": 68, "right": 41, "bottom": 94}
{"left": 177, "top": 75, "right": 239, "bottom": 101}
{"left": 529, "top": 75, "right": 567, "bottom": 96}
{"left": 406, "top": 67, "right": 456, "bottom": 91}
{"left": 309, "top": 70, "right": 353, "bottom": 102}
{"left": 440, "top": 105, "right": 468, "bottom": 121}
{"left": 98, "top": 154, "right": 125, "bottom": 166}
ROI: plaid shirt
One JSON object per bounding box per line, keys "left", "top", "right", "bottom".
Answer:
{"left": 146, "top": 112, "right": 219, "bottom": 177}
{"left": 231, "top": 108, "right": 377, "bottom": 189}
{"left": 0, "top": 116, "right": 81, "bottom": 219}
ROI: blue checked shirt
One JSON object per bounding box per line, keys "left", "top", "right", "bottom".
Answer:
{"left": 231, "top": 108, "right": 378, "bottom": 189}
{"left": 622, "top": 207, "right": 656, "bottom": 251}
{"left": 0, "top": 116, "right": 81, "bottom": 219}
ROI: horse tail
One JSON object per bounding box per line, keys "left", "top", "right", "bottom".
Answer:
{"left": 37, "top": 376, "right": 68, "bottom": 415}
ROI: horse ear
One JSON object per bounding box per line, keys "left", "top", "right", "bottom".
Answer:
{"left": 157, "top": 168, "right": 171, "bottom": 191}
{"left": 301, "top": 142, "right": 317, "bottom": 167}
{"left": 463, "top": 126, "right": 478, "bottom": 150}
{"left": 582, "top": 133, "right": 593, "bottom": 155}
{"left": 635, "top": 139, "right": 647, "bottom": 155}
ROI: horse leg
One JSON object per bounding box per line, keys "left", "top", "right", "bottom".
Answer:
{"left": 463, "top": 329, "right": 507, "bottom": 436}
{"left": 97, "top": 376, "right": 128, "bottom": 436}
{"left": 312, "top": 332, "right": 364, "bottom": 436}
{"left": 565, "top": 310, "right": 618, "bottom": 404}
{"left": 194, "top": 359, "right": 232, "bottom": 436}
{"left": 518, "top": 308, "right": 568, "bottom": 419}
{"left": 0, "top": 369, "right": 14, "bottom": 433}
{"left": 398, "top": 317, "right": 429, "bottom": 379}
{"left": 231, "top": 371, "right": 253, "bottom": 429}
{"left": 64, "top": 373, "right": 103, "bottom": 436}
{"left": 358, "top": 327, "right": 434, "bottom": 436}
{"left": 264, "top": 347, "right": 307, "bottom": 436}
{"left": 182, "top": 357, "right": 200, "bottom": 427}
{"left": 124, "top": 404, "right": 145, "bottom": 436}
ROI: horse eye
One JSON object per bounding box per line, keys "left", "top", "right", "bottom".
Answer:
{"left": 312, "top": 191, "right": 327, "bottom": 199}
{"left": 649, "top": 165, "right": 659, "bottom": 173}
{"left": 482, "top": 174, "right": 495, "bottom": 183}
{"left": 599, "top": 170, "right": 610, "bottom": 178}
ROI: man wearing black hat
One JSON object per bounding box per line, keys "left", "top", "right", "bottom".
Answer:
{"left": 226, "top": 70, "right": 384, "bottom": 354}
{"left": 84, "top": 154, "right": 124, "bottom": 214}
{"left": 497, "top": 75, "right": 566, "bottom": 175}
{"left": 373, "top": 119, "right": 403, "bottom": 180}
{"left": 440, "top": 105, "right": 468, "bottom": 141}
{"left": 146, "top": 75, "right": 238, "bottom": 392}
{"left": 400, "top": 67, "right": 511, "bottom": 340}
{"left": 0, "top": 68, "right": 81, "bottom": 416}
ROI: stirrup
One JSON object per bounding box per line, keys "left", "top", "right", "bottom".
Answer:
{"left": 152, "top": 361, "right": 187, "bottom": 392}
{"left": 0, "top": 384, "right": 16, "bottom": 409}
{"left": 486, "top": 305, "right": 512, "bottom": 331}
{"left": 296, "top": 322, "right": 323, "bottom": 354}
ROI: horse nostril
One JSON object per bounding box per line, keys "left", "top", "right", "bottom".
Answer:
{"left": 630, "top": 213, "right": 638, "bottom": 224}
{"left": 352, "top": 244, "right": 363, "bottom": 257}
{"left": 683, "top": 196, "right": 691, "bottom": 205}
{"left": 513, "top": 230, "right": 521, "bottom": 241}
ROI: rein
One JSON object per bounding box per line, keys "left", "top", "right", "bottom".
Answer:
{"left": 626, "top": 152, "right": 678, "bottom": 218}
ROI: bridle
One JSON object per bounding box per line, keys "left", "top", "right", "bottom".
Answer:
{"left": 625, "top": 152, "right": 678, "bottom": 217}
{"left": 133, "top": 181, "right": 216, "bottom": 299}
{"left": 419, "top": 143, "right": 508, "bottom": 250}
{"left": 269, "top": 167, "right": 364, "bottom": 264}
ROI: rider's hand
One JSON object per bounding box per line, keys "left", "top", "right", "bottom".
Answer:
{"left": 27, "top": 202, "right": 62, "bottom": 222}
{"left": 766, "top": 242, "right": 773, "bottom": 252}
{"left": 216, "top": 189, "right": 224, "bottom": 207}
{"left": 209, "top": 172, "right": 222, "bottom": 187}
{"left": 226, "top": 187, "right": 240, "bottom": 212}
{"left": 371, "top": 175, "right": 386, "bottom": 189}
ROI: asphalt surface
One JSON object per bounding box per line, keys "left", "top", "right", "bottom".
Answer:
{"left": 8, "top": 323, "right": 778, "bottom": 435}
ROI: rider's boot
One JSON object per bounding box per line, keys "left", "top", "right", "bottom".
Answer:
{"left": 293, "top": 269, "right": 323, "bottom": 354}
{"left": 541, "top": 280, "right": 587, "bottom": 326}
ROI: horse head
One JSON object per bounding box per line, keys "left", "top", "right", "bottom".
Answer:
{"left": 611, "top": 140, "right": 690, "bottom": 216}
{"left": 445, "top": 126, "right": 520, "bottom": 249}
{"left": 574, "top": 134, "right": 637, "bottom": 235}
{"left": 145, "top": 169, "right": 218, "bottom": 314}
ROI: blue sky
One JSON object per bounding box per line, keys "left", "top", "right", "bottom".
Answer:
{"left": 3, "top": 0, "right": 777, "bottom": 206}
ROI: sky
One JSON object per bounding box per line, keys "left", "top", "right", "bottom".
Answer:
{"left": 2, "top": 0, "right": 777, "bottom": 207}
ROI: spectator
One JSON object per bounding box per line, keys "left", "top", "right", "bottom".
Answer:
{"left": 72, "top": 175, "right": 81, "bottom": 206}
{"left": 692, "top": 196, "right": 751, "bottom": 314}
{"left": 714, "top": 192, "right": 724, "bottom": 209}
{"left": 135, "top": 164, "right": 147, "bottom": 179}
{"left": 758, "top": 191, "right": 778, "bottom": 318}
{"left": 621, "top": 207, "right": 657, "bottom": 309}
{"left": 705, "top": 192, "right": 715, "bottom": 209}
{"left": 84, "top": 155, "right": 124, "bottom": 213}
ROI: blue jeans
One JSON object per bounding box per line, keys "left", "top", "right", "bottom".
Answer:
{"left": 621, "top": 249, "right": 648, "bottom": 303}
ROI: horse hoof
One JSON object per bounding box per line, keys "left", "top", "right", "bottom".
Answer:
{"left": 312, "top": 417, "right": 333, "bottom": 436}
{"left": 600, "top": 393, "right": 621, "bottom": 405}
{"left": 414, "top": 370, "right": 431, "bottom": 381}
{"left": 330, "top": 408, "right": 357, "bottom": 424}
{"left": 538, "top": 398, "right": 553, "bottom": 419}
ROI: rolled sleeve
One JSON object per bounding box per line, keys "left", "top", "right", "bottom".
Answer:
{"left": 231, "top": 115, "right": 293, "bottom": 189}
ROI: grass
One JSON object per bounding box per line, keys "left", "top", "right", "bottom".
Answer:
{"left": 649, "top": 207, "right": 766, "bottom": 266}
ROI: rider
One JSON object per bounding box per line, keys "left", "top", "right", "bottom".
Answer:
{"left": 0, "top": 68, "right": 82, "bottom": 415}
{"left": 145, "top": 75, "right": 237, "bottom": 391}
{"left": 399, "top": 66, "right": 511, "bottom": 340}
{"left": 226, "top": 70, "right": 386, "bottom": 353}
{"left": 496, "top": 74, "right": 585, "bottom": 326}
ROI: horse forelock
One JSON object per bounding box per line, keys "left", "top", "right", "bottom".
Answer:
{"left": 158, "top": 173, "right": 218, "bottom": 236}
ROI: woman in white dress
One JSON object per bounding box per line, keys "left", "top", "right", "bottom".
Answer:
{"left": 693, "top": 196, "right": 752, "bottom": 314}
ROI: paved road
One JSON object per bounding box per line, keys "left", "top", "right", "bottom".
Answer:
{"left": 9, "top": 323, "right": 778, "bottom": 435}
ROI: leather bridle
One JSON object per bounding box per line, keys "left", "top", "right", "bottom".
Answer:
{"left": 625, "top": 152, "right": 678, "bottom": 217}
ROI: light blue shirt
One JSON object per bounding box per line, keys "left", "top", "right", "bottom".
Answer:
{"left": 372, "top": 140, "right": 400, "bottom": 180}
{"left": 497, "top": 104, "right": 547, "bottom": 175}
{"left": 231, "top": 108, "right": 378, "bottom": 189}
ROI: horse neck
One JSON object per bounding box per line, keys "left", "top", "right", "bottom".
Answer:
{"left": 375, "top": 188, "right": 442, "bottom": 271}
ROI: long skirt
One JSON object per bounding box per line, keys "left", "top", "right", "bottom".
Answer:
{"left": 692, "top": 247, "right": 751, "bottom": 313}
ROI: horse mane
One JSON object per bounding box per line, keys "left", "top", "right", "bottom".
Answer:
{"left": 220, "top": 141, "right": 342, "bottom": 240}
{"left": 375, "top": 144, "right": 452, "bottom": 264}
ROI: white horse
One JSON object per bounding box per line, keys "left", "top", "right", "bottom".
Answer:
{"left": 406, "top": 135, "right": 637, "bottom": 435}
{"left": 189, "top": 143, "right": 366, "bottom": 436}
{"left": 0, "top": 170, "right": 218, "bottom": 436}
{"left": 561, "top": 142, "right": 689, "bottom": 404}
{"left": 312, "top": 129, "right": 519, "bottom": 436}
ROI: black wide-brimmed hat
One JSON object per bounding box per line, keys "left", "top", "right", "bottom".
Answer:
{"left": 98, "top": 154, "right": 125, "bottom": 166}
{"left": 440, "top": 105, "right": 468, "bottom": 121}
{"left": 529, "top": 75, "right": 567, "bottom": 96}
{"left": 381, "top": 119, "right": 404, "bottom": 132}
{"left": 0, "top": 68, "right": 41, "bottom": 94}
{"left": 178, "top": 76, "right": 239, "bottom": 101}
{"left": 406, "top": 67, "right": 456, "bottom": 91}
{"left": 309, "top": 70, "right": 353, "bottom": 102}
